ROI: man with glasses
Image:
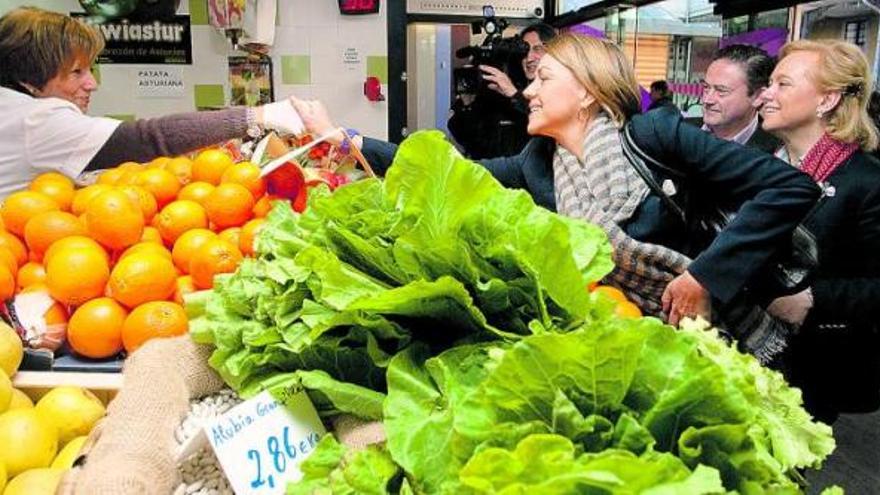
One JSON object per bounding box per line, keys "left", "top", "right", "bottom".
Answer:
{"left": 696, "top": 44, "right": 781, "bottom": 153}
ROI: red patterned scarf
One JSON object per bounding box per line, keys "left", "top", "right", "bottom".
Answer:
{"left": 798, "top": 133, "right": 858, "bottom": 182}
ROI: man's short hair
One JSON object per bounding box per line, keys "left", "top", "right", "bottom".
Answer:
{"left": 712, "top": 44, "right": 776, "bottom": 96}
{"left": 521, "top": 22, "right": 557, "bottom": 43}
{"left": 650, "top": 80, "right": 670, "bottom": 94}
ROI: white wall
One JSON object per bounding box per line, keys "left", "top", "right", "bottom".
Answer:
{"left": 5, "top": 1, "right": 389, "bottom": 139}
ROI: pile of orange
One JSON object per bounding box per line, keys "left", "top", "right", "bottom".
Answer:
{"left": 0, "top": 148, "right": 275, "bottom": 360}
{"left": 588, "top": 284, "right": 643, "bottom": 319}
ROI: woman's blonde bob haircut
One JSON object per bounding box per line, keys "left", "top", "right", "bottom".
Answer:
{"left": 544, "top": 33, "right": 642, "bottom": 128}
{"left": 780, "top": 39, "right": 879, "bottom": 151}
{"left": 0, "top": 7, "right": 104, "bottom": 93}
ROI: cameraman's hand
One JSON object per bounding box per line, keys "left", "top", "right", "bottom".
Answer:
{"left": 480, "top": 65, "right": 518, "bottom": 98}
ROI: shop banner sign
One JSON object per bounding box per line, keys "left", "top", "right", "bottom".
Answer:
{"left": 72, "top": 13, "right": 193, "bottom": 64}
{"left": 136, "top": 67, "right": 185, "bottom": 97}
{"left": 178, "top": 387, "right": 326, "bottom": 494}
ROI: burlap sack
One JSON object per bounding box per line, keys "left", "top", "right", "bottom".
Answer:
{"left": 55, "top": 335, "right": 386, "bottom": 494}
{"left": 57, "top": 335, "right": 224, "bottom": 495}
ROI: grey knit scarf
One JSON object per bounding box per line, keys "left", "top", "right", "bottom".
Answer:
{"left": 552, "top": 113, "right": 691, "bottom": 316}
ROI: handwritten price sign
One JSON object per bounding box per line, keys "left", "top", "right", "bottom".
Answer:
{"left": 203, "top": 388, "right": 326, "bottom": 494}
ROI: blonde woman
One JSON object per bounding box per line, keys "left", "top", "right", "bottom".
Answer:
{"left": 291, "top": 34, "right": 819, "bottom": 329}
{"left": 760, "top": 40, "right": 880, "bottom": 422}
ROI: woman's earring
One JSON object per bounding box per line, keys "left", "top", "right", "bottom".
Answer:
{"left": 816, "top": 108, "right": 825, "bottom": 119}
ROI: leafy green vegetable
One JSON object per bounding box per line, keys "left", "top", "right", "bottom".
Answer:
{"left": 188, "top": 131, "right": 834, "bottom": 494}
{"left": 458, "top": 434, "right": 724, "bottom": 494}
{"left": 287, "top": 435, "right": 400, "bottom": 495}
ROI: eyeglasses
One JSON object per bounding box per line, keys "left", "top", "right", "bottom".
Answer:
{"left": 529, "top": 44, "right": 546, "bottom": 55}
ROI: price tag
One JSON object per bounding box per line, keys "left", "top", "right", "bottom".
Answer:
{"left": 202, "top": 388, "right": 326, "bottom": 494}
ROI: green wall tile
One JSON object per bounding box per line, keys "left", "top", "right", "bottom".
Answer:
{"left": 281, "top": 55, "right": 311, "bottom": 85}
{"left": 194, "top": 84, "right": 225, "bottom": 108}
{"left": 366, "top": 56, "right": 388, "bottom": 84}
{"left": 189, "top": 0, "right": 209, "bottom": 26}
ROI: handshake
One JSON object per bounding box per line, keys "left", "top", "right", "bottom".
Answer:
{"left": 252, "top": 96, "right": 348, "bottom": 147}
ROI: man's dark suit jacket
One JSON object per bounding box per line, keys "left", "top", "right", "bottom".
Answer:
{"left": 361, "top": 108, "right": 819, "bottom": 307}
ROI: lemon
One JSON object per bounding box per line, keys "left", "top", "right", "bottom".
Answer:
{"left": 3, "top": 467, "right": 65, "bottom": 495}
{"left": 51, "top": 435, "right": 87, "bottom": 469}
{"left": 35, "top": 386, "right": 105, "bottom": 446}
{"left": 0, "top": 321, "right": 22, "bottom": 377}
{"left": 0, "top": 461, "right": 6, "bottom": 493}
{"left": 0, "top": 370, "right": 11, "bottom": 413}
{"left": 0, "top": 409, "right": 58, "bottom": 477}
{"left": 7, "top": 388, "right": 33, "bottom": 410}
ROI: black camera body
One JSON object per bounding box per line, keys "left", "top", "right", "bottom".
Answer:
{"left": 453, "top": 9, "right": 529, "bottom": 96}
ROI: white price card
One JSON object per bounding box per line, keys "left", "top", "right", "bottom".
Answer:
{"left": 202, "top": 388, "right": 326, "bottom": 494}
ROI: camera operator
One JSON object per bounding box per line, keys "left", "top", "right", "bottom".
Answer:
{"left": 480, "top": 22, "right": 557, "bottom": 114}
{"left": 447, "top": 20, "right": 556, "bottom": 159}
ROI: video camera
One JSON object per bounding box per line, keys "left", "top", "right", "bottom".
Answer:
{"left": 453, "top": 5, "right": 529, "bottom": 95}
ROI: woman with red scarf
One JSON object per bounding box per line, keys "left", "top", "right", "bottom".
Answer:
{"left": 761, "top": 40, "right": 880, "bottom": 422}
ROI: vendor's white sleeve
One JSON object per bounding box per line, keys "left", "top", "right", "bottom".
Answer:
{"left": 24, "top": 99, "right": 122, "bottom": 177}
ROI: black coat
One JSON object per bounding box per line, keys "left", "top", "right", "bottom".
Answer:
{"left": 781, "top": 150, "right": 880, "bottom": 420}
{"left": 361, "top": 108, "right": 820, "bottom": 306}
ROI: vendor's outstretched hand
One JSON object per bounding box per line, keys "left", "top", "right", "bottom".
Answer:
{"left": 662, "top": 271, "right": 711, "bottom": 327}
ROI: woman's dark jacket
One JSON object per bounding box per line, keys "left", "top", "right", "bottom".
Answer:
{"left": 361, "top": 108, "right": 820, "bottom": 308}
{"left": 781, "top": 150, "right": 880, "bottom": 420}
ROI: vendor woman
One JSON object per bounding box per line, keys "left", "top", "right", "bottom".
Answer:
{"left": 0, "top": 7, "right": 304, "bottom": 197}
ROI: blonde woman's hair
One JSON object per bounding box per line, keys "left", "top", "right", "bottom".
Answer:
{"left": 780, "top": 39, "right": 879, "bottom": 151}
{"left": 544, "top": 33, "right": 642, "bottom": 128}
{"left": 0, "top": 7, "right": 104, "bottom": 93}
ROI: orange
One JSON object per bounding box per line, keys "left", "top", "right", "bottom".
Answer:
{"left": 190, "top": 238, "right": 243, "bottom": 289}
{"left": 67, "top": 297, "right": 127, "bottom": 359}
{"left": 121, "top": 301, "right": 188, "bottom": 353}
{"left": 29, "top": 179, "right": 74, "bottom": 211}
{"left": 1, "top": 191, "right": 59, "bottom": 236}
{"left": 191, "top": 149, "right": 234, "bottom": 185}
{"left": 0, "top": 231, "right": 27, "bottom": 267}
{"left": 71, "top": 184, "right": 113, "bottom": 216}
{"left": 164, "top": 156, "right": 193, "bottom": 186}
{"left": 0, "top": 266, "right": 15, "bottom": 301}
{"left": 140, "top": 226, "right": 163, "bottom": 244}
{"left": 118, "top": 185, "right": 159, "bottom": 224}
{"left": 177, "top": 181, "right": 214, "bottom": 207}
{"left": 45, "top": 246, "right": 110, "bottom": 305}
{"left": 147, "top": 156, "right": 172, "bottom": 169}
{"left": 85, "top": 190, "right": 144, "bottom": 251}
{"left": 16, "top": 261, "right": 46, "bottom": 290}
{"left": 218, "top": 227, "right": 241, "bottom": 248}
{"left": 239, "top": 218, "right": 265, "bottom": 257}
{"left": 252, "top": 195, "right": 282, "bottom": 218}
{"left": 171, "top": 228, "right": 216, "bottom": 273}
{"left": 23, "top": 211, "right": 85, "bottom": 258}
{"left": 204, "top": 183, "right": 255, "bottom": 229}
{"left": 221, "top": 161, "right": 266, "bottom": 198}
{"left": 135, "top": 168, "right": 181, "bottom": 208}
{"left": 97, "top": 168, "right": 126, "bottom": 185}
{"left": 31, "top": 172, "right": 73, "bottom": 188}
{"left": 154, "top": 200, "right": 208, "bottom": 245}
{"left": 43, "top": 235, "right": 108, "bottom": 266}
{"left": 108, "top": 252, "right": 177, "bottom": 308}
{"left": 0, "top": 248, "right": 17, "bottom": 281}
{"left": 172, "top": 275, "right": 196, "bottom": 305}
{"left": 615, "top": 301, "right": 642, "bottom": 319}
{"left": 119, "top": 242, "right": 172, "bottom": 263}
{"left": 592, "top": 285, "right": 630, "bottom": 304}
